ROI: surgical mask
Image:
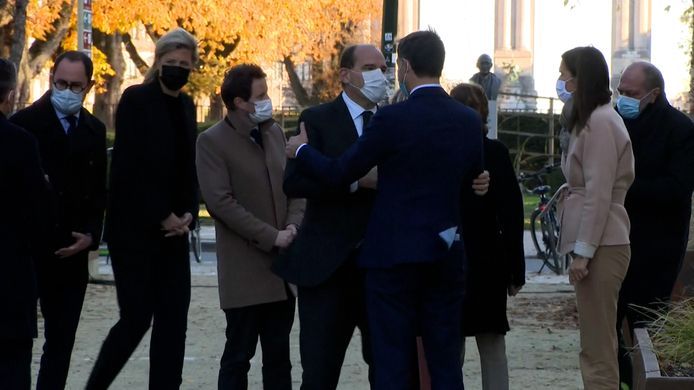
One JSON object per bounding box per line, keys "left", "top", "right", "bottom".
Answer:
{"left": 353, "top": 69, "right": 388, "bottom": 103}
{"left": 617, "top": 91, "right": 652, "bottom": 119}
{"left": 160, "top": 65, "right": 190, "bottom": 91}
{"left": 51, "top": 88, "right": 83, "bottom": 115}
{"left": 249, "top": 99, "right": 273, "bottom": 124}
{"left": 399, "top": 61, "right": 410, "bottom": 98}
{"left": 555, "top": 78, "right": 573, "bottom": 103}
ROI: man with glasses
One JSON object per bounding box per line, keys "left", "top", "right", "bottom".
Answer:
{"left": 11, "top": 50, "right": 107, "bottom": 389}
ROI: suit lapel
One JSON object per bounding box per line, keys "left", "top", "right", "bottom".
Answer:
{"left": 332, "top": 94, "right": 359, "bottom": 147}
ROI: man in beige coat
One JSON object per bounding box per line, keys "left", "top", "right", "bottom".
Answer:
{"left": 196, "top": 64, "right": 304, "bottom": 389}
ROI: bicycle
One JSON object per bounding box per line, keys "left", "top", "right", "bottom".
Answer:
{"left": 518, "top": 164, "right": 569, "bottom": 275}
{"left": 189, "top": 218, "right": 202, "bottom": 263}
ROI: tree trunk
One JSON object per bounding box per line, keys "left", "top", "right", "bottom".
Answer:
{"left": 92, "top": 29, "right": 125, "bottom": 129}
{"left": 283, "top": 56, "right": 313, "bottom": 107}
{"left": 17, "top": 0, "right": 73, "bottom": 105}
{"left": 122, "top": 32, "right": 149, "bottom": 76}
{"left": 207, "top": 92, "right": 224, "bottom": 123}
{"left": 9, "top": 0, "right": 27, "bottom": 68}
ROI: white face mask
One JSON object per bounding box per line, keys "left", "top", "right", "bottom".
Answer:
{"left": 51, "top": 88, "right": 83, "bottom": 115}
{"left": 249, "top": 98, "right": 273, "bottom": 124}
{"left": 354, "top": 69, "right": 388, "bottom": 103}
{"left": 555, "top": 78, "right": 573, "bottom": 103}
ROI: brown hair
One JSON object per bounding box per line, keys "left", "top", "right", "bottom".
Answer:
{"left": 450, "top": 83, "right": 489, "bottom": 135}
{"left": 563, "top": 46, "right": 611, "bottom": 133}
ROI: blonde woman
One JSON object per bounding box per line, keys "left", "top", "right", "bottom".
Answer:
{"left": 87, "top": 28, "right": 199, "bottom": 389}
{"left": 558, "top": 46, "right": 635, "bottom": 390}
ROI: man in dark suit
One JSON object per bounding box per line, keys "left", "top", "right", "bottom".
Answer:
{"left": 11, "top": 51, "right": 107, "bottom": 389}
{"left": 286, "top": 30, "right": 484, "bottom": 389}
{"left": 0, "top": 58, "right": 49, "bottom": 390}
{"left": 274, "top": 44, "right": 384, "bottom": 389}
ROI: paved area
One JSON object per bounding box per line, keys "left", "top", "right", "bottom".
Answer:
{"left": 30, "top": 230, "right": 582, "bottom": 389}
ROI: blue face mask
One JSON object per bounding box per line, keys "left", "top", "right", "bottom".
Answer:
{"left": 51, "top": 88, "right": 83, "bottom": 116}
{"left": 555, "top": 78, "right": 573, "bottom": 103}
{"left": 617, "top": 91, "right": 652, "bottom": 119}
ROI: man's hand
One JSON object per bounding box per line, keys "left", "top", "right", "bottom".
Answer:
{"left": 507, "top": 284, "right": 523, "bottom": 297}
{"left": 569, "top": 255, "right": 590, "bottom": 285}
{"left": 161, "top": 212, "right": 191, "bottom": 237}
{"left": 286, "top": 224, "right": 299, "bottom": 236}
{"left": 54, "top": 232, "right": 93, "bottom": 259}
{"left": 275, "top": 228, "right": 297, "bottom": 249}
{"left": 473, "top": 170, "right": 490, "bottom": 196}
{"left": 286, "top": 122, "right": 309, "bottom": 159}
{"left": 358, "top": 167, "right": 378, "bottom": 190}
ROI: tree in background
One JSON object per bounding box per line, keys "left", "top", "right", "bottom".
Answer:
{"left": 0, "top": 0, "right": 381, "bottom": 126}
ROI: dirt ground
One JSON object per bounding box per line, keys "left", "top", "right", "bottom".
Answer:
{"left": 30, "top": 271, "right": 583, "bottom": 389}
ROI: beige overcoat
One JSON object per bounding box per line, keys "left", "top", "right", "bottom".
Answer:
{"left": 197, "top": 119, "right": 304, "bottom": 309}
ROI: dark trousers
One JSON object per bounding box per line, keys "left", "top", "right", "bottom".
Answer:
{"left": 297, "top": 256, "right": 374, "bottom": 390}
{"left": 86, "top": 237, "right": 191, "bottom": 390}
{"left": 365, "top": 246, "right": 465, "bottom": 390}
{"left": 0, "top": 338, "right": 33, "bottom": 390}
{"left": 218, "top": 298, "right": 296, "bottom": 390}
{"left": 36, "top": 252, "right": 89, "bottom": 390}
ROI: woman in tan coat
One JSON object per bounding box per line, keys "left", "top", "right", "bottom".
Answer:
{"left": 557, "top": 46, "right": 635, "bottom": 390}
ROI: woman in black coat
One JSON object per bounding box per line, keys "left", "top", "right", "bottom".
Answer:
{"left": 86, "top": 28, "right": 199, "bottom": 389}
{"left": 451, "top": 83, "right": 525, "bottom": 390}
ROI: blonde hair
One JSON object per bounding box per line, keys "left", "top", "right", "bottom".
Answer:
{"left": 144, "top": 28, "right": 199, "bottom": 84}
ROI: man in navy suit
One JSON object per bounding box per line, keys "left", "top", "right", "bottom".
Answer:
{"left": 286, "top": 30, "right": 484, "bottom": 389}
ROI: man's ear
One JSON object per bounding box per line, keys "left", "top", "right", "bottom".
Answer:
{"left": 338, "top": 68, "right": 351, "bottom": 85}
{"left": 84, "top": 80, "right": 95, "bottom": 97}
{"left": 650, "top": 87, "right": 662, "bottom": 103}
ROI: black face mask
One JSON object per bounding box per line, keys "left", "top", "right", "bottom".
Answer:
{"left": 159, "top": 65, "right": 190, "bottom": 91}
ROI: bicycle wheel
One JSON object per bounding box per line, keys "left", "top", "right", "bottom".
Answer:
{"left": 540, "top": 214, "right": 563, "bottom": 274}
{"left": 529, "top": 209, "right": 545, "bottom": 259}
{"left": 190, "top": 220, "right": 202, "bottom": 263}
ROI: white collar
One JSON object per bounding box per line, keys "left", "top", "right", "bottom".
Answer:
{"left": 410, "top": 84, "right": 442, "bottom": 95}
{"left": 341, "top": 91, "right": 376, "bottom": 121}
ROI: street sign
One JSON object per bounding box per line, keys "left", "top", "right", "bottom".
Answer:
{"left": 78, "top": 0, "right": 93, "bottom": 57}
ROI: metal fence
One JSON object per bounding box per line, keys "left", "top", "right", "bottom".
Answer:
{"left": 496, "top": 92, "right": 563, "bottom": 173}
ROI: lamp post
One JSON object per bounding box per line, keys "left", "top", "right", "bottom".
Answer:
{"left": 381, "top": 0, "right": 398, "bottom": 99}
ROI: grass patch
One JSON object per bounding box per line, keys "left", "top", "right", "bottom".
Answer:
{"left": 648, "top": 299, "right": 694, "bottom": 372}
{"left": 523, "top": 194, "right": 539, "bottom": 230}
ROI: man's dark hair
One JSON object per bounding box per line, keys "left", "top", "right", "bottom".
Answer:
{"left": 0, "top": 58, "right": 17, "bottom": 103}
{"left": 221, "top": 64, "right": 267, "bottom": 111}
{"left": 53, "top": 51, "right": 94, "bottom": 81}
{"left": 397, "top": 30, "right": 445, "bottom": 78}
{"left": 340, "top": 45, "right": 358, "bottom": 69}
{"left": 564, "top": 46, "right": 612, "bottom": 133}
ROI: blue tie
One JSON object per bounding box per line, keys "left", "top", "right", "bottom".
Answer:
{"left": 64, "top": 115, "right": 77, "bottom": 134}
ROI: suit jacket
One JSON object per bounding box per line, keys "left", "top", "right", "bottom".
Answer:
{"left": 11, "top": 91, "right": 106, "bottom": 254}
{"left": 0, "top": 113, "right": 49, "bottom": 340}
{"left": 559, "top": 103, "right": 635, "bottom": 257}
{"left": 293, "top": 86, "right": 484, "bottom": 268}
{"left": 105, "top": 82, "right": 199, "bottom": 249}
{"left": 273, "top": 94, "right": 377, "bottom": 286}
{"left": 196, "top": 118, "right": 304, "bottom": 309}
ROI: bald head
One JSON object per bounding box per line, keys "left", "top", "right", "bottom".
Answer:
{"left": 618, "top": 61, "right": 664, "bottom": 101}
{"left": 477, "top": 54, "right": 493, "bottom": 74}
{"left": 340, "top": 45, "right": 385, "bottom": 70}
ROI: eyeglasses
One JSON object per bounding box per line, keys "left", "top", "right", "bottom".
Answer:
{"left": 53, "top": 80, "right": 88, "bottom": 94}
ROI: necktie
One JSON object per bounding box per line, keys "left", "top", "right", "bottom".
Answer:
{"left": 250, "top": 128, "right": 263, "bottom": 149}
{"left": 362, "top": 110, "right": 373, "bottom": 130}
{"left": 65, "top": 115, "right": 78, "bottom": 134}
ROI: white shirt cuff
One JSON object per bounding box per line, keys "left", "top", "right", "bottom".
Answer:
{"left": 296, "top": 143, "right": 308, "bottom": 157}
{"left": 573, "top": 241, "right": 597, "bottom": 259}
{"left": 349, "top": 182, "right": 359, "bottom": 193}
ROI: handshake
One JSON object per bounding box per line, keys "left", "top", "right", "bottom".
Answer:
{"left": 275, "top": 224, "right": 299, "bottom": 249}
